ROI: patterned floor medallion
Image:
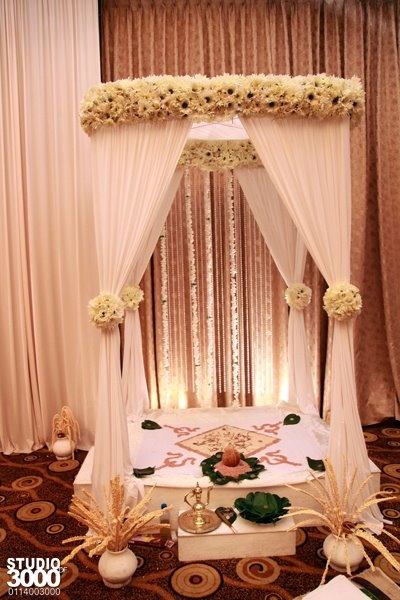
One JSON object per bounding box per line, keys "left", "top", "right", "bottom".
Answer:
{"left": 374, "top": 553, "right": 400, "bottom": 583}
{"left": 159, "top": 550, "right": 174, "bottom": 560}
{"left": 46, "top": 523, "right": 65, "bottom": 534}
{"left": 381, "top": 483, "right": 400, "bottom": 494}
{"left": 363, "top": 432, "right": 378, "bottom": 443}
{"left": 11, "top": 476, "right": 43, "bottom": 490}
{"left": 382, "top": 507, "right": 400, "bottom": 520}
{"left": 382, "top": 464, "right": 400, "bottom": 480}
{"left": 48, "top": 459, "right": 80, "bottom": 472}
{"left": 296, "top": 528, "right": 308, "bottom": 546}
{"left": 170, "top": 563, "right": 222, "bottom": 598}
{"left": 23, "top": 455, "right": 38, "bottom": 462}
{"left": 381, "top": 428, "right": 400, "bottom": 438}
{"left": 0, "top": 568, "right": 11, "bottom": 596}
{"left": 236, "top": 557, "right": 280, "bottom": 585}
{"left": 134, "top": 555, "right": 145, "bottom": 569}
{"left": 15, "top": 500, "right": 56, "bottom": 522}
{"left": 59, "top": 562, "right": 79, "bottom": 589}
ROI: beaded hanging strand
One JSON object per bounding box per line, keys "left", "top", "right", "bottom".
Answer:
{"left": 185, "top": 169, "right": 201, "bottom": 403}
{"left": 204, "top": 171, "right": 215, "bottom": 406}
{"left": 227, "top": 171, "right": 240, "bottom": 407}
{"left": 160, "top": 225, "right": 170, "bottom": 408}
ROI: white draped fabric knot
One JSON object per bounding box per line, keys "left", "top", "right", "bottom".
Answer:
{"left": 121, "top": 284, "right": 144, "bottom": 311}
{"left": 284, "top": 283, "right": 312, "bottom": 311}
{"left": 323, "top": 282, "right": 362, "bottom": 321}
{"left": 88, "top": 291, "right": 125, "bottom": 330}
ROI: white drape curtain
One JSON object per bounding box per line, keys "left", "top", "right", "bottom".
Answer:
{"left": 0, "top": 0, "right": 100, "bottom": 453}
{"left": 122, "top": 168, "right": 184, "bottom": 420}
{"left": 235, "top": 167, "right": 317, "bottom": 415}
{"left": 241, "top": 115, "right": 381, "bottom": 525}
{"left": 90, "top": 123, "right": 190, "bottom": 505}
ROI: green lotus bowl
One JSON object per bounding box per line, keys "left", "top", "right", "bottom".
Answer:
{"left": 234, "top": 491, "right": 291, "bottom": 524}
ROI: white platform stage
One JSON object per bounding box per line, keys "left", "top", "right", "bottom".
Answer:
{"left": 74, "top": 406, "right": 380, "bottom": 529}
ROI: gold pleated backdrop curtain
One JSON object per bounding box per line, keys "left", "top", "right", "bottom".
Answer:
{"left": 100, "top": 0, "right": 400, "bottom": 422}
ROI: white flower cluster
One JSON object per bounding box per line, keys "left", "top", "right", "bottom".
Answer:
{"left": 88, "top": 284, "right": 144, "bottom": 329}
{"left": 121, "top": 284, "right": 144, "bottom": 311}
{"left": 80, "top": 74, "right": 365, "bottom": 135}
{"left": 323, "top": 282, "right": 362, "bottom": 321}
{"left": 284, "top": 283, "right": 312, "bottom": 310}
{"left": 88, "top": 292, "right": 125, "bottom": 330}
{"left": 179, "top": 140, "right": 262, "bottom": 170}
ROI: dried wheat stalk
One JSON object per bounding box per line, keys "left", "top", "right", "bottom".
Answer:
{"left": 52, "top": 406, "right": 80, "bottom": 446}
{"left": 281, "top": 457, "right": 400, "bottom": 585}
{"left": 62, "top": 476, "right": 172, "bottom": 563}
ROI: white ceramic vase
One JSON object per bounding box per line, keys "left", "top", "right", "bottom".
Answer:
{"left": 52, "top": 437, "right": 75, "bottom": 460}
{"left": 98, "top": 547, "right": 138, "bottom": 589}
{"left": 323, "top": 533, "right": 364, "bottom": 573}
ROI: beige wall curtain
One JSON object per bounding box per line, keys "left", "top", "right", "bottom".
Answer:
{"left": 100, "top": 0, "right": 400, "bottom": 422}
{"left": 0, "top": 0, "right": 100, "bottom": 452}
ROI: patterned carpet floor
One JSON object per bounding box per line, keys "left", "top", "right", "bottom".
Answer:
{"left": 0, "top": 419, "right": 399, "bottom": 599}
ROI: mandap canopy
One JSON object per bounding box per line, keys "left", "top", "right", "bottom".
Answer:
{"left": 81, "top": 73, "right": 380, "bottom": 525}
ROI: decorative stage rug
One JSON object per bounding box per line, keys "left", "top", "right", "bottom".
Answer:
{"left": 129, "top": 406, "right": 330, "bottom": 487}
{"left": 0, "top": 419, "right": 399, "bottom": 599}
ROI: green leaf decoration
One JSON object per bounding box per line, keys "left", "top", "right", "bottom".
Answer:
{"left": 283, "top": 413, "right": 301, "bottom": 425}
{"left": 141, "top": 420, "right": 162, "bottom": 430}
{"left": 234, "top": 491, "right": 291, "bottom": 524}
{"left": 200, "top": 453, "right": 265, "bottom": 485}
{"left": 133, "top": 466, "right": 155, "bottom": 477}
{"left": 306, "top": 457, "right": 326, "bottom": 472}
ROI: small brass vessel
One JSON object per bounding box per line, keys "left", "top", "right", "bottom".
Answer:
{"left": 178, "top": 482, "right": 221, "bottom": 534}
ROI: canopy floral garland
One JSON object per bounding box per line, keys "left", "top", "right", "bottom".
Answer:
{"left": 179, "top": 139, "right": 262, "bottom": 170}
{"left": 80, "top": 73, "right": 364, "bottom": 134}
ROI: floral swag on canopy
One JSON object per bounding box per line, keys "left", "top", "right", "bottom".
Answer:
{"left": 80, "top": 73, "right": 364, "bottom": 134}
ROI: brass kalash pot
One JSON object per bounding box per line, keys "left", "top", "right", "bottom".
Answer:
{"left": 178, "top": 482, "right": 221, "bottom": 534}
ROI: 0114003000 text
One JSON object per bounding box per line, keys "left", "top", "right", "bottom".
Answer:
{"left": 6, "top": 557, "right": 66, "bottom": 594}
{"left": 8, "top": 589, "right": 61, "bottom": 596}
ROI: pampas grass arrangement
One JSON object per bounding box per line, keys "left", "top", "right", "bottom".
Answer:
{"left": 62, "top": 476, "right": 171, "bottom": 563}
{"left": 281, "top": 458, "right": 400, "bottom": 585}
